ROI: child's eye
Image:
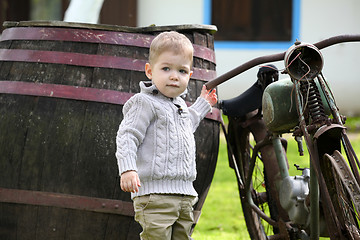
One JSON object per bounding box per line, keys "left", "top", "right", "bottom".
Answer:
{"left": 162, "top": 67, "right": 170, "bottom": 71}
{"left": 179, "top": 69, "right": 188, "bottom": 74}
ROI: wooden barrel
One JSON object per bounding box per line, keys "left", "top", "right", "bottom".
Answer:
{"left": 0, "top": 21, "right": 220, "bottom": 239}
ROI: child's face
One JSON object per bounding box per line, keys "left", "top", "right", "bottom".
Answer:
{"left": 145, "top": 50, "right": 193, "bottom": 98}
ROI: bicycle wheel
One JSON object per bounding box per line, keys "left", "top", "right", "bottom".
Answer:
{"left": 227, "top": 117, "right": 288, "bottom": 240}
{"left": 234, "top": 132, "right": 272, "bottom": 239}
{"left": 239, "top": 160, "right": 281, "bottom": 240}
{"left": 323, "top": 150, "right": 360, "bottom": 239}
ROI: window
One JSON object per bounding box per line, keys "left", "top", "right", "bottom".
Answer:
{"left": 205, "top": 0, "right": 300, "bottom": 48}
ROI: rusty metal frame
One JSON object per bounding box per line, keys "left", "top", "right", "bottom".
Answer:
{"left": 205, "top": 34, "right": 360, "bottom": 89}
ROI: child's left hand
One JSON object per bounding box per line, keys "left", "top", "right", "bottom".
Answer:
{"left": 200, "top": 85, "right": 217, "bottom": 107}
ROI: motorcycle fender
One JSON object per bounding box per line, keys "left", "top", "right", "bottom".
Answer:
{"left": 314, "top": 124, "right": 345, "bottom": 140}
{"left": 314, "top": 124, "right": 346, "bottom": 156}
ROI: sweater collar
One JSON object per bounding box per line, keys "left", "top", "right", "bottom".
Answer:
{"left": 139, "top": 81, "right": 188, "bottom": 99}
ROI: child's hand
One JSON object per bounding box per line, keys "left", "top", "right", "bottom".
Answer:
{"left": 120, "top": 170, "right": 141, "bottom": 193}
{"left": 200, "top": 85, "right": 218, "bottom": 107}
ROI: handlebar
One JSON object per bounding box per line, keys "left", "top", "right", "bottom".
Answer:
{"left": 205, "top": 34, "right": 360, "bottom": 90}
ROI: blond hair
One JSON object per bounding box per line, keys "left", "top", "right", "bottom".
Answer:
{"left": 149, "top": 31, "right": 194, "bottom": 66}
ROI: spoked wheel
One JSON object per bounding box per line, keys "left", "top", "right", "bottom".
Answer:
{"left": 238, "top": 148, "right": 272, "bottom": 240}
{"left": 230, "top": 132, "right": 287, "bottom": 239}
{"left": 323, "top": 150, "right": 360, "bottom": 239}
{"left": 227, "top": 117, "right": 291, "bottom": 240}
{"left": 238, "top": 157, "right": 284, "bottom": 240}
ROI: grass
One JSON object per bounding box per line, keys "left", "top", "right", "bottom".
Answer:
{"left": 192, "top": 117, "right": 360, "bottom": 240}
{"left": 192, "top": 135, "right": 246, "bottom": 240}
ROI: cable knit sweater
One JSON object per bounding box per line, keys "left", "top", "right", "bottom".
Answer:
{"left": 116, "top": 81, "right": 212, "bottom": 199}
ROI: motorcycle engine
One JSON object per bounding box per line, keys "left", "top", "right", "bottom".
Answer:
{"left": 279, "top": 168, "right": 310, "bottom": 226}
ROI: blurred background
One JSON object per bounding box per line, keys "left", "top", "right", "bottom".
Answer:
{"left": 1, "top": 1, "right": 360, "bottom": 239}
{"left": 1, "top": 0, "right": 359, "bottom": 116}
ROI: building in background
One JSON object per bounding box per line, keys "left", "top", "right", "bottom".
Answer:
{"left": 0, "top": 0, "right": 136, "bottom": 31}
{"left": 1, "top": 0, "right": 359, "bottom": 115}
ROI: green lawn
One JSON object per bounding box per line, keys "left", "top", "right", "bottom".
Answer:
{"left": 192, "top": 118, "right": 360, "bottom": 240}
{"left": 192, "top": 134, "right": 247, "bottom": 240}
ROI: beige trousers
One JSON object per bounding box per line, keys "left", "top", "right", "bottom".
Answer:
{"left": 133, "top": 194, "right": 198, "bottom": 240}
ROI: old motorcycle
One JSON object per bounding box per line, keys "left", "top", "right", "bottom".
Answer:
{"left": 205, "top": 35, "right": 360, "bottom": 240}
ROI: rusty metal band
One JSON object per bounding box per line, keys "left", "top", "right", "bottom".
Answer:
{"left": 0, "top": 187, "right": 202, "bottom": 220}
{"left": 0, "top": 80, "right": 133, "bottom": 105}
{"left": 0, "top": 187, "right": 135, "bottom": 216}
{"left": 0, "top": 48, "right": 216, "bottom": 81}
{"left": 0, "top": 80, "right": 221, "bottom": 122}
{"left": 0, "top": 27, "right": 216, "bottom": 64}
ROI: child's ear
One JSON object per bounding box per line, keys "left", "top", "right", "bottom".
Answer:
{"left": 145, "top": 63, "right": 152, "bottom": 79}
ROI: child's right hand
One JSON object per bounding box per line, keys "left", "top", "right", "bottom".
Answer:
{"left": 200, "top": 85, "right": 217, "bottom": 107}
{"left": 120, "top": 170, "right": 141, "bottom": 193}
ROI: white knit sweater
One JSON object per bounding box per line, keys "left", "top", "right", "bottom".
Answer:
{"left": 115, "top": 81, "right": 211, "bottom": 199}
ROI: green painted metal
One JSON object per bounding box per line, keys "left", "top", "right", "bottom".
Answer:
{"left": 262, "top": 78, "right": 331, "bottom": 133}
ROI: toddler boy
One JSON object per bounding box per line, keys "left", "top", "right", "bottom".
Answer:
{"left": 115, "top": 31, "right": 217, "bottom": 240}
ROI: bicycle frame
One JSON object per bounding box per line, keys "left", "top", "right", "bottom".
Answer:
{"left": 208, "top": 35, "right": 360, "bottom": 240}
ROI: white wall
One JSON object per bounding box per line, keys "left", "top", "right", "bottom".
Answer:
{"left": 137, "top": 0, "right": 360, "bottom": 115}
{"left": 300, "top": 0, "right": 360, "bottom": 116}
{"left": 216, "top": 0, "right": 360, "bottom": 116}
{"left": 137, "top": 0, "right": 204, "bottom": 27}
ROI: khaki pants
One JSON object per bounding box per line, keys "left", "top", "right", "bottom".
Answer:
{"left": 133, "top": 194, "right": 198, "bottom": 240}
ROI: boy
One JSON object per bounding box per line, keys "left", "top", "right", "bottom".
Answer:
{"left": 115, "top": 31, "right": 217, "bottom": 240}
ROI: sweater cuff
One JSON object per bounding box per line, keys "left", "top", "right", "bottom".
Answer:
{"left": 117, "top": 157, "right": 138, "bottom": 176}
{"left": 191, "top": 97, "right": 212, "bottom": 118}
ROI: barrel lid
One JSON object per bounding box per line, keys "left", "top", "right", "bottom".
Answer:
{"left": 3, "top": 21, "right": 217, "bottom": 34}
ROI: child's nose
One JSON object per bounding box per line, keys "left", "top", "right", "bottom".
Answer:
{"left": 170, "top": 71, "right": 179, "bottom": 80}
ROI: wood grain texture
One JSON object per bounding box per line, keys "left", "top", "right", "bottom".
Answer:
{"left": 0, "top": 21, "right": 219, "bottom": 240}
